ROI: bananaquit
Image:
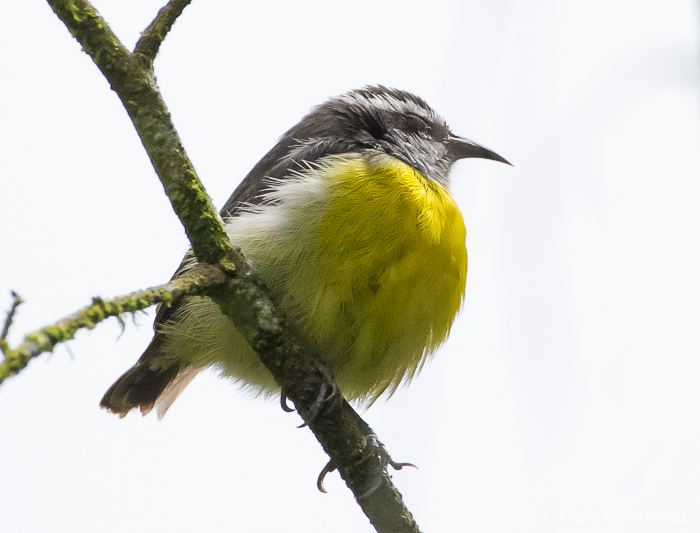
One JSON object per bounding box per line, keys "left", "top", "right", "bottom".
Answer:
{"left": 101, "top": 86, "right": 510, "bottom": 418}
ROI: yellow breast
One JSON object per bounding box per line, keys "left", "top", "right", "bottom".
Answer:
{"left": 245, "top": 153, "right": 466, "bottom": 401}
{"left": 163, "top": 152, "right": 467, "bottom": 404}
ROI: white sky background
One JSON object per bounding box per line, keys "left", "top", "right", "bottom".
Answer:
{"left": 1, "top": 1, "right": 699, "bottom": 531}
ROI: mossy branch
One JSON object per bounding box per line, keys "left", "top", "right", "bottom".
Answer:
{"left": 47, "top": 0, "right": 232, "bottom": 267}
{"left": 11, "top": 1, "right": 423, "bottom": 531}
{"left": 0, "top": 264, "right": 226, "bottom": 384}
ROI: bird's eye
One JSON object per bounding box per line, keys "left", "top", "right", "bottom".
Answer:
{"left": 404, "top": 113, "right": 449, "bottom": 141}
{"left": 404, "top": 114, "right": 429, "bottom": 135}
{"left": 365, "top": 117, "right": 385, "bottom": 140}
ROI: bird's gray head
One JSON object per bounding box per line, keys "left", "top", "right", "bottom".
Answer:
{"left": 221, "top": 86, "right": 509, "bottom": 218}
{"left": 283, "top": 86, "right": 510, "bottom": 187}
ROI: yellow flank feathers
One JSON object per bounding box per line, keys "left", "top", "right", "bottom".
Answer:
{"left": 161, "top": 152, "right": 467, "bottom": 404}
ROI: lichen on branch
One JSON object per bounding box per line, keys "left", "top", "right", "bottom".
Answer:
{"left": 0, "top": 264, "right": 227, "bottom": 384}
{"left": 48, "top": 0, "right": 232, "bottom": 267}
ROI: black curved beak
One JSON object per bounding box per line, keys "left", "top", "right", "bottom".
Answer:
{"left": 447, "top": 134, "right": 512, "bottom": 166}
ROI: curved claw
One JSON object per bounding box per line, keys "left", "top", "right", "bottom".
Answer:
{"left": 296, "top": 380, "right": 332, "bottom": 428}
{"left": 307, "top": 367, "right": 340, "bottom": 423}
{"left": 280, "top": 391, "right": 295, "bottom": 413}
{"left": 317, "top": 460, "right": 337, "bottom": 493}
{"left": 307, "top": 380, "right": 329, "bottom": 423}
{"left": 388, "top": 459, "right": 417, "bottom": 471}
{"left": 299, "top": 365, "right": 341, "bottom": 428}
{"left": 355, "top": 433, "right": 417, "bottom": 499}
{"left": 316, "top": 433, "right": 417, "bottom": 497}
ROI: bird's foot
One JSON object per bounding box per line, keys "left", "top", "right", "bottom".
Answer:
{"left": 280, "top": 363, "right": 340, "bottom": 427}
{"left": 317, "top": 432, "right": 416, "bottom": 498}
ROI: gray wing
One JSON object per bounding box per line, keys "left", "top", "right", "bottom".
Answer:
{"left": 155, "top": 109, "right": 358, "bottom": 327}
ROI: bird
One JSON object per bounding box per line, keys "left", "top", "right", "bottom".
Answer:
{"left": 100, "top": 86, "right": 510, "bottom": 419}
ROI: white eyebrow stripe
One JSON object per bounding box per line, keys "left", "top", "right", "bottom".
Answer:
{"left": 336, "top": 91, "right": 442, "bottom": 124}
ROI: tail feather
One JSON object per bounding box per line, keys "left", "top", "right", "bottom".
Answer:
{"left": 100, "top": 361, "right": 180, "bottom": 417}
{"left": 155, "top": 367, "right": 201, "bottom": 419}
{"left": 100, "top": 334, "right": 184, "bottom": 417}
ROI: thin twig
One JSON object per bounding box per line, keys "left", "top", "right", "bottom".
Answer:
{"left": 134, "top": 0, "right": 193, "bottom": 60}
{"left": 0, "top": 263, "right": 226, "bottom": 384}
{"left": 1, "top": 291, "right": 23, "bottom": 341}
